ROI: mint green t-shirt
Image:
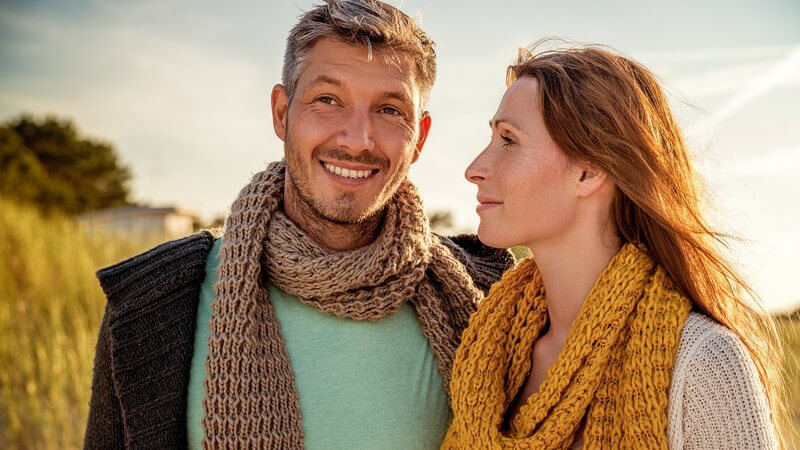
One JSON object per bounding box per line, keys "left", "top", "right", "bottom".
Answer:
{"left": 187, "top": 239, "right": 452, "bottom": 449}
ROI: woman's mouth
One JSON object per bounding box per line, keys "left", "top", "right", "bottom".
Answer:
{"left": 476, "top": 203, "right": 502, "bottom": 212}
{"left": 476, "top": 194, "right": 503, "bottom": 212}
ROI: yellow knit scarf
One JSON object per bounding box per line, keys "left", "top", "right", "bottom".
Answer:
{"left": 442, "top": 243, "right": 691, "bottom": 449}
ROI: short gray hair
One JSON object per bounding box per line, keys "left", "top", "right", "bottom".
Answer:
{"left": 282, "top": 0, "right": 437, "bottom": 108}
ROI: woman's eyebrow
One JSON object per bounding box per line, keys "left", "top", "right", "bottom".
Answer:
{"left": 489, "top": 117, "right": 527, "bottom": 137}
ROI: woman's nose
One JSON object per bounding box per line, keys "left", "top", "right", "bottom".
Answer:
{"left": 465, "top": 150, "right": 490, "bottom": 185}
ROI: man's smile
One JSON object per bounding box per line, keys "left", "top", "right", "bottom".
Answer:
{"left": 319, "top": 159, "right": 379, "bottom": 185}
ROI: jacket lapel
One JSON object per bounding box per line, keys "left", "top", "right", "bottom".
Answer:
{"left": 97, "top": 232, "right": 214, "bottom": 448}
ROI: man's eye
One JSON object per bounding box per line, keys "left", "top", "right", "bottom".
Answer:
{"left": 318, "top": 96, "right": 339, "bottom": 106}
{"left": 381, "top": 106, "right": 402, "bottom": 116}
{"left": 501, "top": 135, "right": 515, "bottom": 146}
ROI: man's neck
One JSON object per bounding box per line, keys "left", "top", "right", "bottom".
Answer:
{"left": 282, "top": 181, "right": 382, "bottom": 252}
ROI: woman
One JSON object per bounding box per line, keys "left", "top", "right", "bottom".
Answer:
{"left": 442, "top": 43, "right": 783, "bottom": 449}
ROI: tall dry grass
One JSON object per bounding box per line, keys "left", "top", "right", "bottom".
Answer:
{"left": 0, "top": 199, "right": 150, "bottom": 449}
{"left": 778, "top": 317, "right": 800, "bottom": 449}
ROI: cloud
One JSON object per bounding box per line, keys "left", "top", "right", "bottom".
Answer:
{"left": 637, "top": 44, "right": 796, "bottom": 64}
{"left": 686, "top": 45, "right": 800, "bottom": 136}
{"left": 0, "top": 3, "right": 284, "bottom": 219}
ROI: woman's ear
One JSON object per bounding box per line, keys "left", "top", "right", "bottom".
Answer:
{"left": 575, "top": 163, "right": 609, "bottom": 198}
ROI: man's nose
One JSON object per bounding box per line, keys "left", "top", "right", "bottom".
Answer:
{"left": 335, "top": 106, "right": 375, "bottom": 153}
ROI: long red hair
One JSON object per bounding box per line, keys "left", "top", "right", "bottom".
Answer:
{"left": 507, "top": 40, "right": 785, "bottom": 442}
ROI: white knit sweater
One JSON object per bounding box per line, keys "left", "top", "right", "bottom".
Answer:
{"left": 665, "top": 312, "right": 777, "bottom": 449}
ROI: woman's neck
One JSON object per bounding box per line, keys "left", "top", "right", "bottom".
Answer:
{"left": 529, "top": 224, "right": 621, "bottom": 343}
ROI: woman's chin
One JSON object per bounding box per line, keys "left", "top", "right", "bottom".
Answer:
{"left": 476, "top": 225, "right": 517, "bottom": 249}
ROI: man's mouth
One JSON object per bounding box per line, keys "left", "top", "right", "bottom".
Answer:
{"left": 321, "top": 161, "right": 377, "bottom": 180}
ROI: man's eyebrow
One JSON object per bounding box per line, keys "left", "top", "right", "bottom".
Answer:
{"left": 305, "top": 77, "right": 412, "bottom": 105}
{"left": 306, "top": 74, "right": 342, "bottom": 89}
{"left": 384, "top": 90, "right": 413, "bottom": 105}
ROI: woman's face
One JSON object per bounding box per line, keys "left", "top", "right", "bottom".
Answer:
{"left": 465, "top": 76, "right": 583, "bottom": 249}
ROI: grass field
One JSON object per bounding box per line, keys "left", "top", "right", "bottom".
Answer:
{"left": 0, "top": 199, "right": 798, "bottom": 448}
{"left": 779, "top": 317, "right": 800, "bottom": 448}
{"left": 0, "top": 199, "right": 151, "bottom": 449}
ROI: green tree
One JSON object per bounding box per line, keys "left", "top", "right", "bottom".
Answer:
{"left": 0, "top": 114, "right": 132, "bottom": 214}
{"left": 428, "top": 210, "right": 454, "bottom": 233}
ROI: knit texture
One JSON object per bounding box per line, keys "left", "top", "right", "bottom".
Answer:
{"left": 85, "top": 232, "right": 216, "bottom": 449}
{"left": 203, "top": 161, "right": 498, "bottom": 449}
{"left": 666, "top": 312, "right": 777, "bottom": 449}
{"left": 83, "top": 231, "right": 513, "bottom": 449}
{"left": 442, "top": 243, "right": 692, "bottom": 449}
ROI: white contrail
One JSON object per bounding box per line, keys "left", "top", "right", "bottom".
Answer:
{"left": 687, "top": 45, "right": 800, "bottom": 137}
{"left": 639, "top": 44, "right": 795, "bottom": 63}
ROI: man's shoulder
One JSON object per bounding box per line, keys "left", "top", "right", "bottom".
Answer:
{"left": 438, "top": 233, "right": 516, "bottom": 294}
{"left": 90, "top": 231, "right": 217, "bottom": 444}
{"left": 96, "top": 231, "right": 216, "bottom": 313}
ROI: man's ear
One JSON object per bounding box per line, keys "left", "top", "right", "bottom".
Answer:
{"left": 575, "top": 163, "right": 609, "bottom": 198}
{"left": 412, "top": 112, "right": 432, "bottom": 164}
{"left": 271, "top": 84, "right": 289, "bottom": 142}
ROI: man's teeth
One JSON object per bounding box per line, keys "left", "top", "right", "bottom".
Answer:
{"left": 323, "top": 162, "right": 374, "bottom": 179}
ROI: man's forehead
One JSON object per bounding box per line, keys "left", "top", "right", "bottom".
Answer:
{"left": 298, "top": 39, "right": 421, "bottom": 102}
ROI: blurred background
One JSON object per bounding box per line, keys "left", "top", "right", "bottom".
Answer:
{"left": 1, "top": 0, "right": 798, "bottom": 448}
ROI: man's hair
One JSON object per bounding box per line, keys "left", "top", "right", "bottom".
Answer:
{"left": 283, "top": 0, "right": 437, "bottom": 108}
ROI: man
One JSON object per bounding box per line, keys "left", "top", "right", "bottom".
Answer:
{"left": 83, "top": 1, "right": 514, "bottom": 448}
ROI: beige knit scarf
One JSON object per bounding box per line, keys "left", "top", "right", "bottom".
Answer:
{"left": 202, "top": 161, "right": 484, "bottom": 449}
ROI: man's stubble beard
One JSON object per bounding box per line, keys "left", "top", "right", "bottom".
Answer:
{"left": 283, "top": 129, "right": 413, "bottom": 226}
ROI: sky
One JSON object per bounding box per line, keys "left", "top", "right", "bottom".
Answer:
{"left": 1, "top": 0, "right": 798, "bottom": 311}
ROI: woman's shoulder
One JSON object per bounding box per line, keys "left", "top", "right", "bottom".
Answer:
{"left": 673, "top": 312, "right": 750, "bottom": 371}
{"left": 667, "top": 312, "right": 777, "bottom": 449}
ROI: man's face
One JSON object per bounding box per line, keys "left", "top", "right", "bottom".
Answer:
{"left": 271, "top": 38, "right": 431, "bottom": 224}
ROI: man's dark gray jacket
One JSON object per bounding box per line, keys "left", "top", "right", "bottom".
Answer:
{"left": 82, "top": 230, "right": 515, "bottom": 449}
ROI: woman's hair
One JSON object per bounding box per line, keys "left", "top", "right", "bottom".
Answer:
{"left": 507, "top": 39, "right": 786, "bottom": 441}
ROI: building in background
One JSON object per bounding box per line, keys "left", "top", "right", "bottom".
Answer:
{"left": 77, "top": 205, "right": 200, "bottom": 241}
